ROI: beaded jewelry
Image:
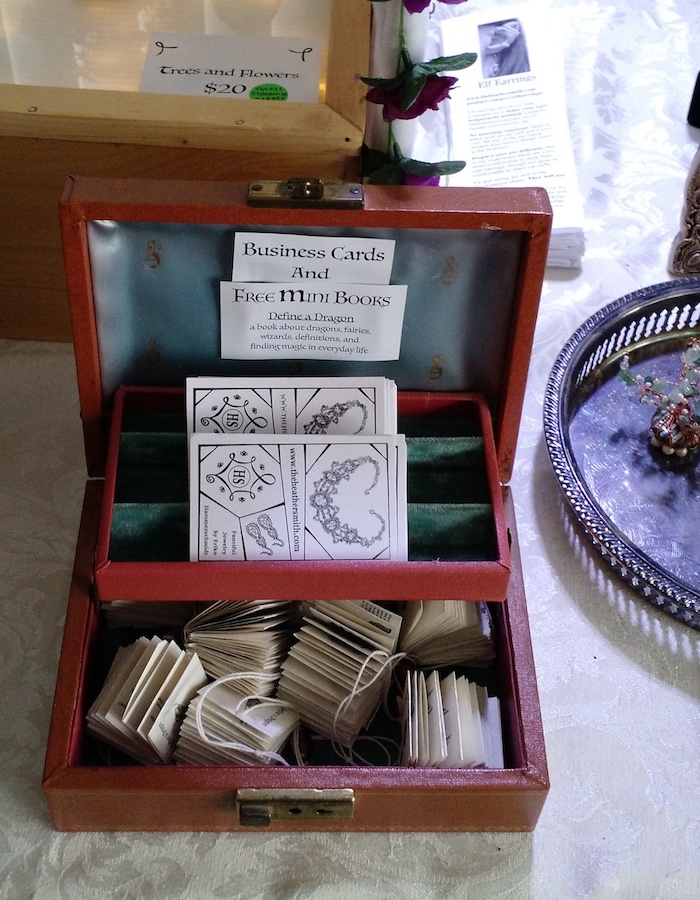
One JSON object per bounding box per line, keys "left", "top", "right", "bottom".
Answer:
{"left": 257, "top": 513, "right": 284, "bottom": 546}
{"left": 619, "top": 337, "right": 700, "bottom": 457}
{"left": 303, "top": 400, "right": 369, "bottom": 435}
{"left": 309, "top": 455, "right": 386, "bottom": 547}
{"left": 245, "top": 522, "right": 273, "bottom": 555}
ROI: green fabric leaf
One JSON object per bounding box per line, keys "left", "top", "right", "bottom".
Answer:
{"left": 400, "top": 72, "right": 429, "bottom": 109}
{"left": 413, "top": 52, "right": 478, "bottom": 75}
{"left": 367, "top": 163, "right": 405, "bottom": 184}
{"left": 361, "top": 144, "right": 391, "bottom": 172}
{"left": 361, "top": 145, "right": 404, "bottom": 183}
{"left": 360, "top": 73, "right": 407, "bottom": 90}
{"left": 362, "top": 142, "right": 465, "bottom": 182}
{"left": 399, "top": 156, "right": 466, "bottom": 176}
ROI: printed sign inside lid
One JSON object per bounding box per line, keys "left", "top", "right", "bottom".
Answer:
{"left": 232, "top": 232, "right": 396, "bottom": 284}
{"left": 220, "top": 281, "right": 407, "bottom": 361}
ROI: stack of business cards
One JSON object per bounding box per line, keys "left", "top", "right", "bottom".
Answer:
{"left": 173, "top": 682, "right": 299, "bottom": 766}
{"left": 186, "top": 376, "right": 397, "bottom": 437}
{"left": 86, "top": 636, "right": 208, "bottom": 764}
{"left": 183, "top": 600, "right": 292, "bottom": 696}
{"left": 402, "top": 669, "right": 503, "bottom": 769}
{"left": 399, "top": 601, "right": 495, "bottom": 667}
{"left": 276, "top": 600, "right": 403, "bottom": 747}
{"left": 186, "top": 376, "right": 406, "bottom": 564}
{"left": 189, "top": 433, "right": 407, "bottom": 562}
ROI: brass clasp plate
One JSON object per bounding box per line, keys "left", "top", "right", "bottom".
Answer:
{"left": 235, "top": 788, "right": 355, "bottom": 826}
{"left": 247, "top": 179, "right": 364, "bottom": 209}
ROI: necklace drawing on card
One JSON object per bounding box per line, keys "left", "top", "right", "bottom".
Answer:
{"left": 309, "top": 455, "right": 386, "bottom": 548}
{"left": 303, "top": 400, "right": 369, "bottom": 435}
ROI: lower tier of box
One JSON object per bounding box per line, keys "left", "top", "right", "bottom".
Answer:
{"left": 43, "top": 481, "right": 548, "bottom": 832}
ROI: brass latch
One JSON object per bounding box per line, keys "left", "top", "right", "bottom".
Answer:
{"left": 247, "top": 179, "right": 364, "bottom": 209}
{"left": 235, "top": 788, "right": 355, "bottom": 826}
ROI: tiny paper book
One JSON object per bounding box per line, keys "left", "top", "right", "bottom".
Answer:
{"left": 173, "top": 682, "right": 299, "bottom": 766}
{"left": 85, "top": 636, "right": 208, "bottom": 764}
{"left": 277, "top": 600, "right": 403, "bottom": 747}
{"left": 399, "top": 601, "right": 495, "bottom": 667}
{"left": 184, "top": 600, "right": 292, "bottom": 697}
{"left": 402, "top": 668, "right": 503, "bottom": 769}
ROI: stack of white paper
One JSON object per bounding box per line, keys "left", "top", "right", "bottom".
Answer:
{"left": 86, "top": 636, "right": 208, "bottom": 764}
{"left": 189, "top": 433, "right": 407, "bottom": 563}
{"left": 186, "top": 376, "right": 397, "bottom": 437}
{"left": 277, "top": 600, "right": 403, "bottom": 747}
{"left": 399, "top": 600, "right": 495, "bottom": 667}
{"left": 437, "top": 1, "right": 585, "bottom": 268}
{"left": 186, "top": 376, "right": 406, "bottom": 564}
{"left": 402, "top": 669, "right": 503, "bottom": 768}
{"left": 174, "top": 682, "right": 299, "bottom": 766}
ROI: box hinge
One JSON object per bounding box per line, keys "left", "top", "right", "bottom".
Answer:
{"left": 235, "top": 788, "right": 355, "bottom": 826}
{"left": 247, "top": 179, "right": 364, "bottom": 209}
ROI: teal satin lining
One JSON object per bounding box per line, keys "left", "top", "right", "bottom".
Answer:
{"left": 109, "top": 414, "right": 496, "bottom": 563}
{"left": 87, "top": 220, "right": 523, "bottom": 406}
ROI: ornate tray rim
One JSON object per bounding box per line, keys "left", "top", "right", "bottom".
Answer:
{"left": 543, "top": 278, "right": 700, "bottom": 631}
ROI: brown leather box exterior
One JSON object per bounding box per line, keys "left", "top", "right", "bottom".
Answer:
{"left": 43, "top": 177, "right": 551, "bottom": 831}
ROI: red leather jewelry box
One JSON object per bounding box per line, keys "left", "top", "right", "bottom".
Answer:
{"left": 43, "top": 176, "right": 551, "bottom": 831}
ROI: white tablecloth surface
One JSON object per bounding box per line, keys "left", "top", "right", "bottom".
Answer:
{"left": 1, "top": 1, "right": 699, "bottom": 897}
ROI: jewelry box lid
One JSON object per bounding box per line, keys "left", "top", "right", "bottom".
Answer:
{"left": 60, "top": 176, "right": 552, "bottom": 480}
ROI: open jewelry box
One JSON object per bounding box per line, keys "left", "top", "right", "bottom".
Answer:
{"left": 43, "top": 176, "right": 551, "bottom": 831}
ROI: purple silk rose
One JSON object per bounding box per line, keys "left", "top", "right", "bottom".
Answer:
{"left": 403, "top": 0, "right": 468, "bottom": 13}
{"left": 402, "top": 174, "right": 441, "bottom": 185}
{"left": 366, "top": 74, "right": 458, "bottom": 121}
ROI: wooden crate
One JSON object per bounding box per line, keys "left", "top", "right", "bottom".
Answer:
{"left": 0, "top": 0, "right": 369, "bottom": 341}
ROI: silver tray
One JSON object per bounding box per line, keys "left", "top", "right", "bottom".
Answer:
{"left": 543, "top": 279, "right": 700, "bottom": 630}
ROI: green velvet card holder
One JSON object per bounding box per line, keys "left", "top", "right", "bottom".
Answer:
{"left": 109, "top": 412, "right": 497, "bottom": 563}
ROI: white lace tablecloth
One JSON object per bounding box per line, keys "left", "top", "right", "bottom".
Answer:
{"left": 1, "top": 1, "right": 699, "bottom": 897}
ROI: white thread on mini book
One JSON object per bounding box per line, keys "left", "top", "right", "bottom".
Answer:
{"left": 193, "top": 671, "right": 296, "bottom": 766}
{"left": 330, "top": 650, "right": 406, "bottom": 764}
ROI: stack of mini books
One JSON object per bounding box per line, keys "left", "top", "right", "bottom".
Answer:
{"left": 184, "top": 599, "right": 292, "bottom": 696}
{"left": 402, "top": 668, "right": 503, "bottom": 768}
{"left": 85, "top": 635, "right": 208, "bottom": 764}
{"left": 399, "top": 600, "right": 495, "bottom": 667}
{"left": 102, "top": 600, "right": 200, "bottom": 631}
{"left": 87, "top": 595, "right": 503, "bottom": 767}
{"left": 277, "top": 600, "right": 403, "bottom": 748}
{"left": 174, "top": 681, "right": 299, "bottom": 766}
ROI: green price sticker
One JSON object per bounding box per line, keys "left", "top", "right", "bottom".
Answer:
{"left": 249, "top": 83, "right": 288, "bottom": 101}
